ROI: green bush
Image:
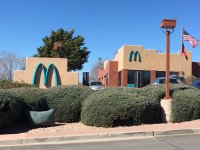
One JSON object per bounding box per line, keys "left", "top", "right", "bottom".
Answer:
{"left": 0, "top": 80, "right": 34, "bottom": 89}
{"left": 81, "top": 87, "right": 162, "bottom": 127}
{"left": 0, "top": 89, "right": 24, "bottom": 131}
{"left": 140, "top": 84, "right": 193, "bottom": 102}
{"left": 172, "top": 88, "right": 200, "bottom": 122}
{"left": 46, "top": 85, "right": 94, "bottom": 123}
{"left": 10, "top": 87, "right": 49, "bottom": 123}
{"left": 140, "top": 85, "right": 165, "bottom": 102}
{"left": 11, "top": 87, "right": 49, "bottom": 111}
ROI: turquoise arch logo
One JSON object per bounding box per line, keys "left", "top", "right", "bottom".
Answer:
{"left": 32, "top": 63, "right": 60, "bottom": 86}
{"left": 128, "top": 50, "right": 141, "bottom": 62}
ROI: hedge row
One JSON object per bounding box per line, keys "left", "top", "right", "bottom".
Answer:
{"left": 140, "top": 84, "right": 193, "bottom": 102}
{"left": 0, "top": 80, "right": 34, "bottom": 89}
{"left": 81, "top": 85, "right": 196, "bottom": 127}
{"left": 81, "top": 87, "right": 162, "bottom": 127}
{"left": 46, "top": 85, "right": 94, "bottom": 122}
{"left": 0, "top": 85, "right": 94, "bottom": 130}
{"left": 1, "top": 84, "right": 199, "bottom": 130}
{"left": 172, "top": 88, "right": 200, "bottom": 122}
{"left": 0, "top": 90, "right": 24, "bottom": 131}
{"left": 141, "top": 84, "right": 200, "bottom": 123}
{"left": 12, "top": 86, "right": 94, "bottom": 123}
{"left": 11, "top": 88, "right": 49, "bottom": 111}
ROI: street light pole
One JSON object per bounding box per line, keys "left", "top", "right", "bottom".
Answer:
{"left": 160, "top": 19, "right": 176, "bottom": 123}
{"left": 165, "top": 30, "right": 170, "bottom": 99}
{"left": 161, "top": 19, "right": 176, "bottom": 99}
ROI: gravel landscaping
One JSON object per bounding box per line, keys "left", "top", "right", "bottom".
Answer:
{"left": 26, "top": 120, "right": 200, "bottom": 138}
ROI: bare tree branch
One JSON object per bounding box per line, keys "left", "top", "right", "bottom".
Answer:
{"left": 89, "top": 58, "right": 104, "bottom": 82}
{"left": 0, "top": 51, "right": 25, "bottom": 80}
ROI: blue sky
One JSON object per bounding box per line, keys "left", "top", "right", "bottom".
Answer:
{"left": 0, "top": 0, "right": 200, "bottom": 74}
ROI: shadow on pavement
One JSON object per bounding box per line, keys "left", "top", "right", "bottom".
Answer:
{"left": 0, "top": 122, "right": 66, "bottom": 135}
{"left": 0, "top": 122, "right": 31, "bottom": 135}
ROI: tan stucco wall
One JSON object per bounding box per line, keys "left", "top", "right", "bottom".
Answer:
{"left": 113, "top": 46, "right": 125, "bottom": 71}
{"left": 113, "top": 45, "right": 192, "bottom": 77}
{"left": 14, "top": 57, "right": 79, "bottom": 88}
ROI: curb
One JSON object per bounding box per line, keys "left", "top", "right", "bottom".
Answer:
{"left": 0, "top": 128, "right": 200, "bottom": 147}
{"left": 154, "top": 129, "right": 200, "bottom": 137}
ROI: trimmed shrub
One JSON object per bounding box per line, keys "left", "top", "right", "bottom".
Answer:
{"left": 11, "top": 87, "right": 49, "bottom": 111}
{"left": 172, "top": 88, "right": 200, "bottom": 122}
{"left": 139, "top": 85, "right": 165, "bottom": 102}
{"left": 9, "top": 87, "right": 49, "bottom": 123}
{"left": 140, "top": 84, "right": 193, "bottom": 102}
{"left": 81, "top": 87, "right": 162, "bottom": 127}
{"left": 0, "top": 80, "right": 33, "bottom": 89}
{"left": 46, "top": 85, "right": 94, "bottom": 123}
{"left": 0, "top": 89, "right": 24, "bottom": 131}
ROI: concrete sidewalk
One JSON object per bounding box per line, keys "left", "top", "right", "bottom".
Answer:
{"left": 0, "top": 120, "right": 200, "bottom": 146}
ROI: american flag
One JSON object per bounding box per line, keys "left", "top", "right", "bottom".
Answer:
{"left": 182, "top": 29, "right": 199, "bottom": 48}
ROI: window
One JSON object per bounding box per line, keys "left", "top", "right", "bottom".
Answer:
{"left": 156, "top": 71, "right": 165, "bottom": 78}
{"left": 156, "top": 71, "right": 178, "bottom": 78}
{"left": 128, "top": 70, "right": 137, "bottom": 84}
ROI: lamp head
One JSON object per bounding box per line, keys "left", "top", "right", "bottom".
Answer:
{"left": 161, "top": 19, "right": 176, "bottom": 29}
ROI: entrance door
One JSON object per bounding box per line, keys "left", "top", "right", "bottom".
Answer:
{"left": 139, "top": 71, "right": 150, "bottom": 88}
{"left": 128, "top": 70, "right": 150, "bottom": 88}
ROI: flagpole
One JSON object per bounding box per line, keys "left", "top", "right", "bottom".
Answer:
{"left": 180, "top": 25, "right": 183, "bottom": 75}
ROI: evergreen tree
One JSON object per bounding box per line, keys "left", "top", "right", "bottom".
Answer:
{"left": 35, "top": 28, "right": 90, "bottom": 71}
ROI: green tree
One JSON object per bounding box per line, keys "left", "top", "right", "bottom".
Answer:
{"left": 35, "top": 28, "right": 90, "bottom": 71}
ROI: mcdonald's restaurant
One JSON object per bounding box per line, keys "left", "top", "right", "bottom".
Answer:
{"left": 98, "top": 45, "right": 200, "bottom": 88}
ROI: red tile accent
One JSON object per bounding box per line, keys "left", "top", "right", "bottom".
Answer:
{"left": 98, "top": 61, "right": 118, "bottom": 87}
{"left": 150, "top": 70, "right": 156, "bottom": 84}
{"left": 121, "top": 69, "right": 128, "bottom": 86}
{"left": 108, "top": 61, "right": 118, "bottom": 86}
{"left": 192, "top": 62, "right": 200, "bottom": 77}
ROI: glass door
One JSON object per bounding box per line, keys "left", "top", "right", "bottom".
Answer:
{"left": 128, "top": 70, "right": 150, "bottom": 88}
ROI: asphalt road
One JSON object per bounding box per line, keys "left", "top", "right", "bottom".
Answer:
{"left": 2, "top": 134, "right": 200, "bottom": 150}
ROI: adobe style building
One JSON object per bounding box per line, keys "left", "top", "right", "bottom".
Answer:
{"left": 14, "top": 57, "right": 78, "bottom": 88}
{"left": 98, "top": 45, "right": 194, "bottom": 88}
